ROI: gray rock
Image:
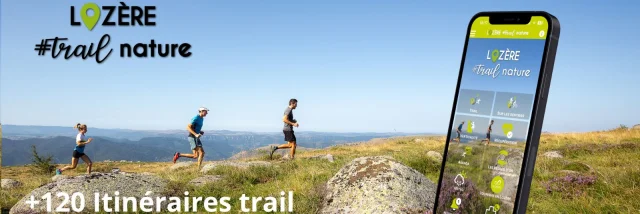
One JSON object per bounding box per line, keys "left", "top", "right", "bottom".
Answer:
{"left": 51, "top": 175, "right": 70, "bottom": 182}
{"left": 426, "top": 151, "right": 443, "bottom": 162}
{"left": 321, "top": 156, "right": 436, "bottom": 214}
{"left": 1, "top": 179, "right": 22, "bottom": 189}
{"left": 170, "top": 161, "right": 195, "bottom": 170}
{"left": 111, "top": 168, "right": 121, "bottom": 174}
{"left": 632, "top": 124, "right": 640, "bottom": 129}
{"left": 200, "top": 161, "right": 272, "bottom": 173}
{"left": 310, "top": 154, "right": 335, "bottom": 163}
{"left": 189, "top": 175, "right": 223, "bottom": 187}
{"left": 325, "top": 154, "right": 335, "bottom": 163}
{"left": 543, "top": 151, "right": 563, "bottom": 159}
{"left": 10, "top": 172, "right": 168, "bottom": 214}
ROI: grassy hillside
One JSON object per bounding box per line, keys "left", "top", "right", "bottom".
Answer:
{"left": 2, "top": 128, "right": 639, "bottom": 213}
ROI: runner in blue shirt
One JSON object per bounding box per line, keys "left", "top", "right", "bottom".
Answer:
{"left": 453, "top": 121, "right": 464, "bottom": 143}
{"left": 173, "top": 107, "right": 209, "bottom": 168}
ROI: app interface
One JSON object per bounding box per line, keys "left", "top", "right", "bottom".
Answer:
{"left": 436, "top": 16, "right": 549, "bottom": 214}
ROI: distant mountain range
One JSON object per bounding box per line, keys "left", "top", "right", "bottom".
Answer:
{"left": 1, "top": 125, "right": 436, "bottom": 166}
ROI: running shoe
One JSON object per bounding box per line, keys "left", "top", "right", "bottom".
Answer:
{"left": 56, "top": 169, "right": 62, "bottom": 175}
{"left": 173, "top": 152, "right": 180, "bottom": 163}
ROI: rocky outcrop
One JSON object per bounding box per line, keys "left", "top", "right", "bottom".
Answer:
{"left": 170, "top": 161, "right": 195, "bottom": 170}
{"left": 543, "top": 151, "right": 563, "bottom": 159}
{"left": 309, "top": 154, "right": 335, "bottom": 163}
{"left": 1, "top": 179, "right": 22, "bottom": 189}
{"left": 427, "top": 151, "right": 443, "bottom": 162}
{"left": 51, "top": 175, "right": 70, "bottom": 182}
{"left": 200, "top": 161, "right": 272, "bottom": 173}
{"left": 10, "top": 173, "right": 167, "bottom": 214}
{"left": 321, "top": 156, "right": 436, "bottom": 213}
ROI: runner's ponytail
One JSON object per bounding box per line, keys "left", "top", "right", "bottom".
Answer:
{"left": 74, "top": 123, "right": 86, "bottom": 131}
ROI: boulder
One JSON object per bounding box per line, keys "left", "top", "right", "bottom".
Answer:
{"left": 310, "top": 154, "right": 335, "bottom": 163}
{"left": 1, "top": 179, "right": 22, "bottom": 189}
{"left": 321, "top": 156, "right": 436, "bottom": 213}
{"left": 51, "top": 175, "right": 70, "bottom": 182}
{"left": 10, "top": 173, "right": 167, "bottom": 214}
{"left": 170, "top": 161, "right": 195, "bottom": 170}
{"left": 426, "top": 151, "right": 443, "bottom": 162}
{"left": 632, "top": 124, "right": 640, "bottom": 129}
{"left": 543, "top": 151, "right": 563, "bottom": 159}
{"left": 189, "top": 175, "right": 223, "bottom": 187}
{"left": 200, "top": 161, "right": 272, "bottom": 173}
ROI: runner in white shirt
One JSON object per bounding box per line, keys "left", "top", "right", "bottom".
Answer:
{"left": 56, "top": 123, "right": 94, "bottom": 175}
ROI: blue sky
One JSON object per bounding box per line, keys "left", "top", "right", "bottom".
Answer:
{"left": 1, "top": 0, "right": 638, "bottom": 133}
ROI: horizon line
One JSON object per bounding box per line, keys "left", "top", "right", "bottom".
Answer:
{"left": 0, "top": 124, "right": 444, "bottom": 135}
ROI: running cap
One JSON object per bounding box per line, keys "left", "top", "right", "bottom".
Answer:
{"left": 199, "top": 107, "right": 209, "bottom": 112}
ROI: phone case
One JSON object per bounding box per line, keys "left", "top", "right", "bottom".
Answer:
{"left": 432, "top": 11, "right": 561, "bottom": 214}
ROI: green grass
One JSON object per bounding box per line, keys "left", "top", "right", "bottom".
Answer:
{"left": 528, "top": 129, "right": 640, "bottom": 213}
{"left": 2, "top": 129, "right": 640, "bottom": 213}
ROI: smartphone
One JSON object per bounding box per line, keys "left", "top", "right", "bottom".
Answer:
{"left": 432, "top": 11, "right": 560, "bottom": 214}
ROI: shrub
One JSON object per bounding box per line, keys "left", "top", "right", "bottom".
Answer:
{"left": 29, "top": 145, "right": 56, "bottom": 175}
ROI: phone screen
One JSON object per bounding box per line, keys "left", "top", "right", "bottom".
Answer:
{"left": 435, "top": 16, "right": 550, "bottom": 214}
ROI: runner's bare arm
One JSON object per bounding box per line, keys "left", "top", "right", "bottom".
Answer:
{"left": 283, "top": 115, "right": 295, "bottom": 125}
{"left": 187, "top": 124, "right": 199, "bottom": 137}
{"left": 77, "top": 138, "right": 92, "bottom": 146}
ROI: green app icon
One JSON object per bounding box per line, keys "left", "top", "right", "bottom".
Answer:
{"left": 451, "top": 197, "right": 461, "bottom": 210}
{"left": 502, "top": 123, "right": 513, "bottom": 139}
{"left": 491, "top": 176, "right": 505, "bottom": 194}
{"left": 465, "top": 146, "right": 473, "bottom": 156}
{"left": 497, "top": 150, "right": 508, "bottom": 166}
{"left": 470, "top": 94, "right": 480, "bottom": 105}
{"left": 467, "top": 120, "right": 474, "bottom": 133}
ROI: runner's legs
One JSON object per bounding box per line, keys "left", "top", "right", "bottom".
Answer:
{"left": 80, "top": 155, "right": 93, "bottom": 174}
{"left": 196, "top": 147, "right": 205, "bottom": 167}
{"left": 179, "top": 137, "right": 201, "bottom": 159}
{"left": 60, "top": 158, "right": 79, "bottom": 172}
{"left": 289, "top": 141, "right": 297, "bottom": 159}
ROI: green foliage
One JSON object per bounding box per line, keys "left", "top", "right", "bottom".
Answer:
{"left": 29, "top": 145, "right": 55, "bottom": 175}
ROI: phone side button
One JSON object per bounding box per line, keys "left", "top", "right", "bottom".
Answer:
{"left": 526, "top": 146, "right": 538, "bottom": 177}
